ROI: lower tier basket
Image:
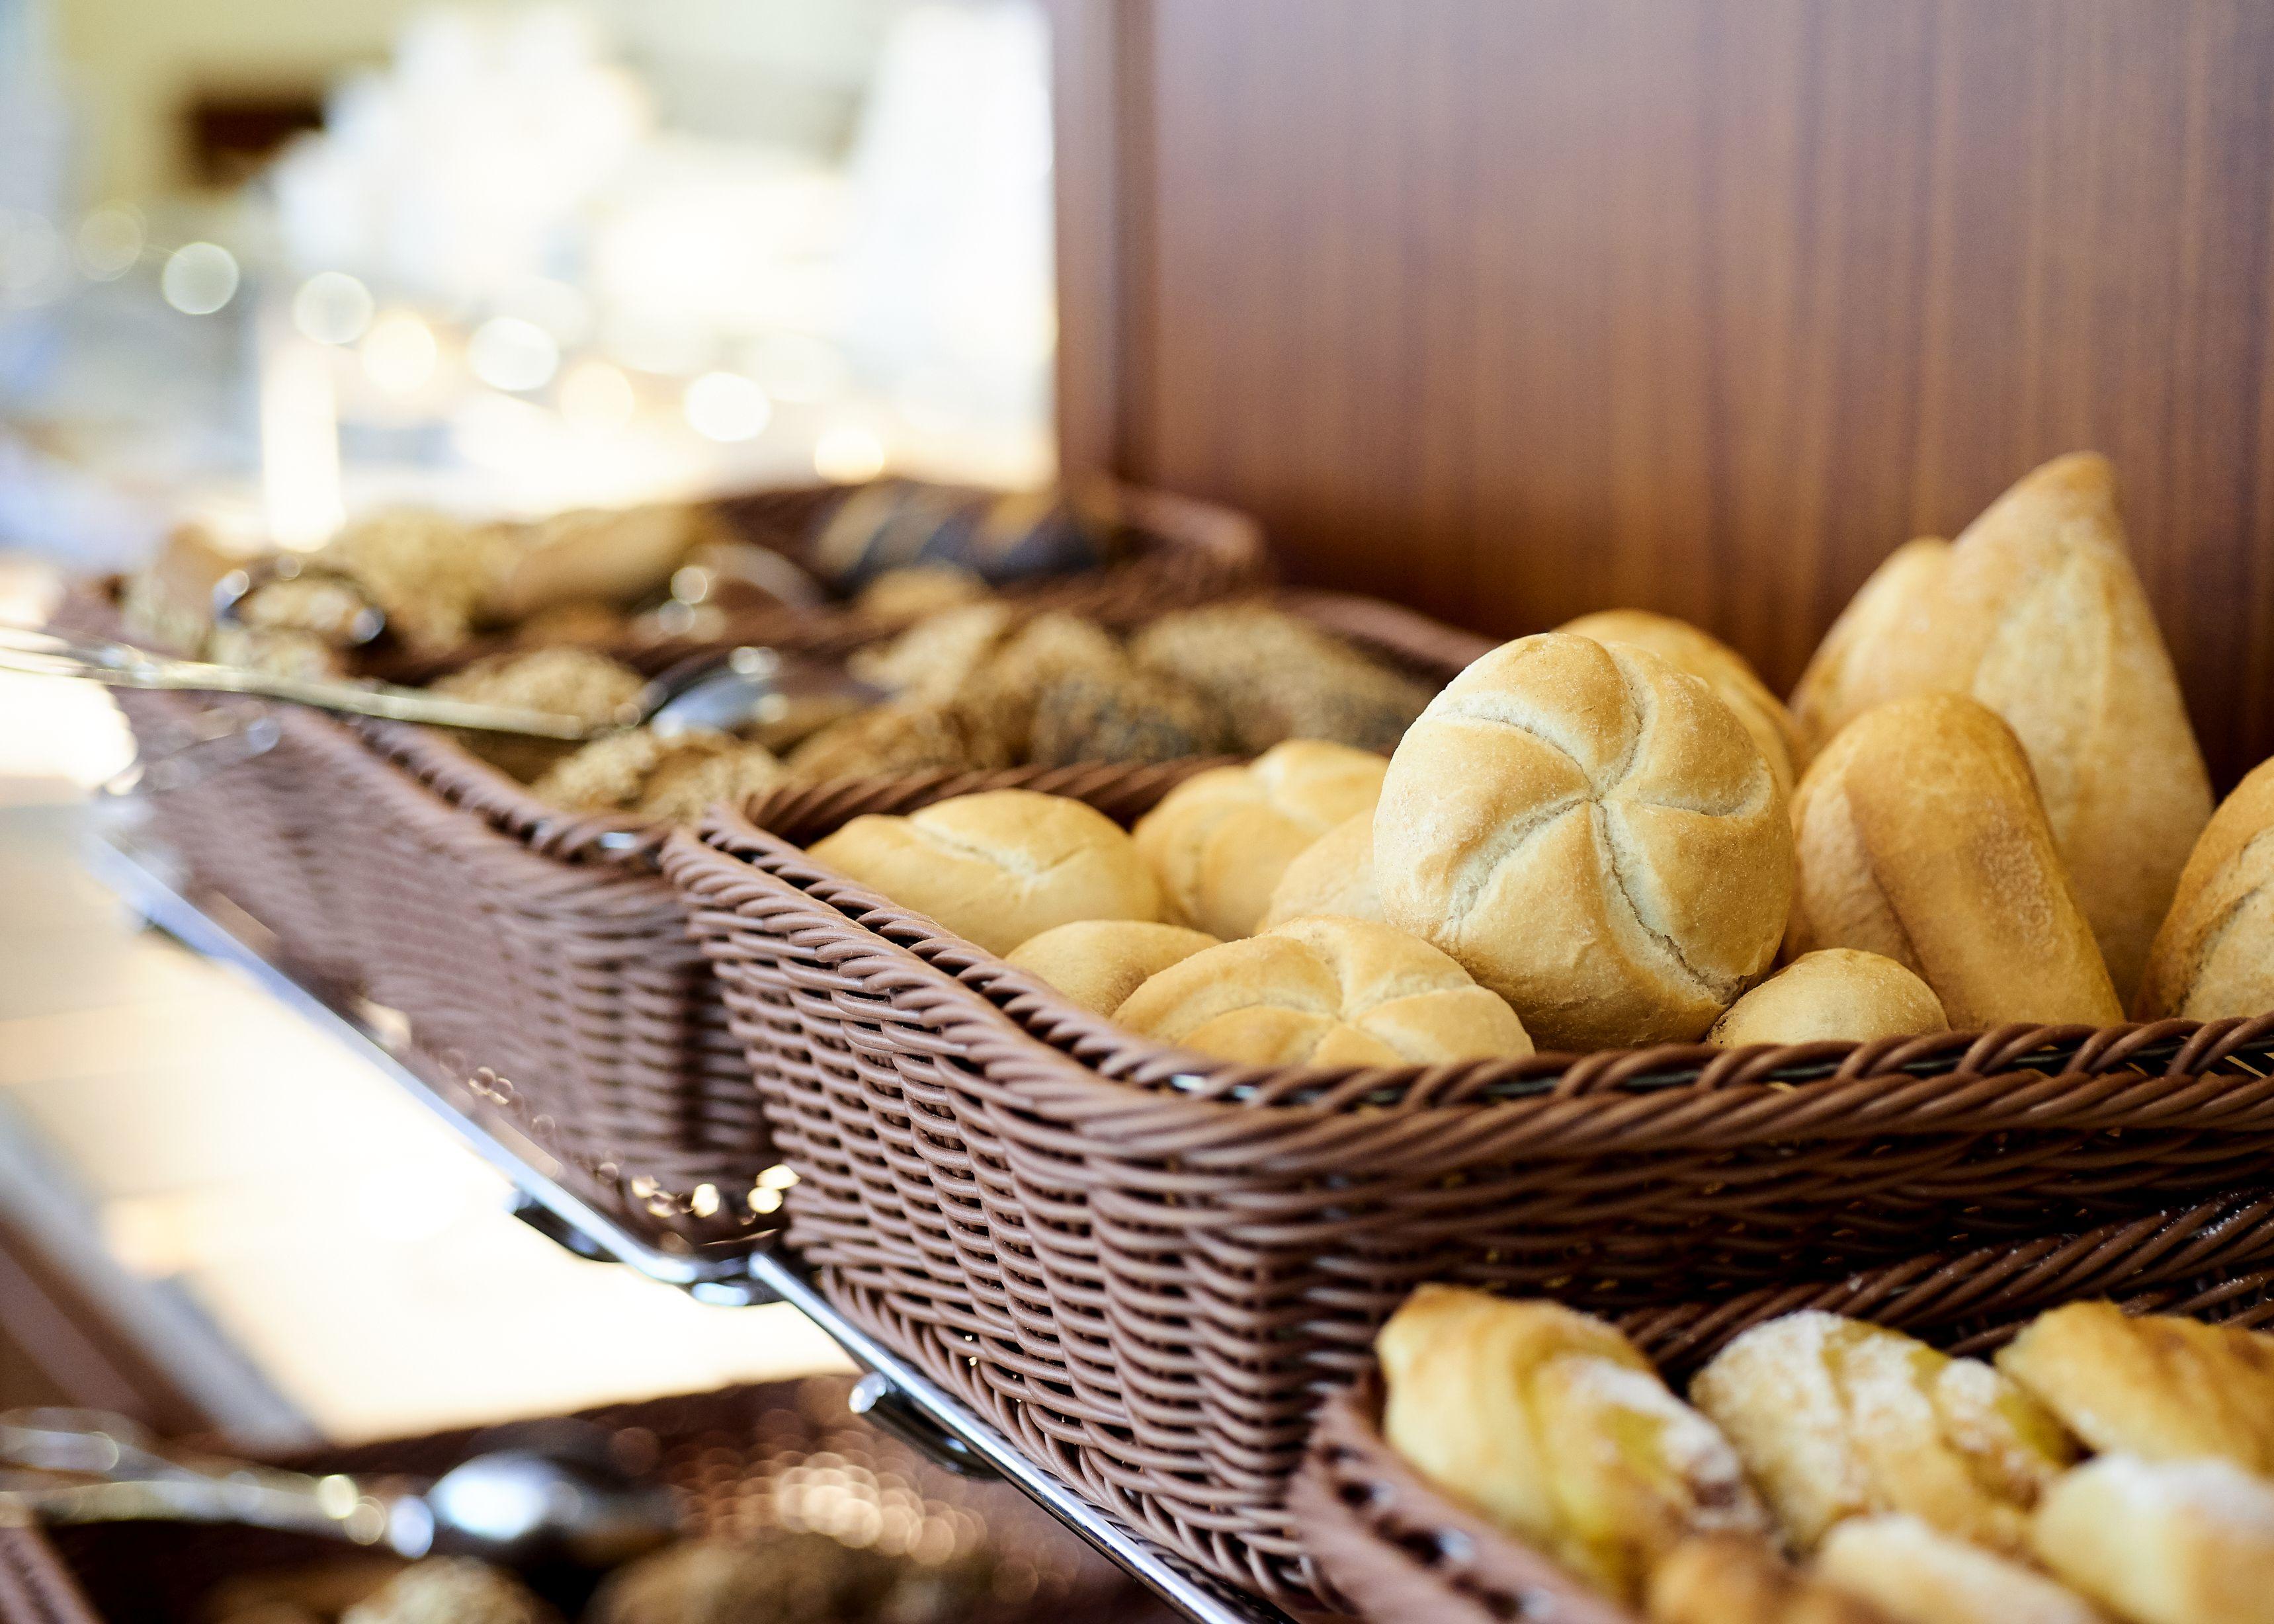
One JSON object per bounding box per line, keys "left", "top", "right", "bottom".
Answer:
{"left": 663, "top": 798, "right": 2274, "bottom": 1609}
{"left": 0, "top": 1376, "right": 1143, "bottom": 1624}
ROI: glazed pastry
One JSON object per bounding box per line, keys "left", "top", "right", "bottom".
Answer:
{"left": 1132, "top": 604, "right": 1437, "bottom": 753}
{"left": 1134, "top": 740, "right": 1388, "bottom": 938}
{"left": 2032, "top": 1455, "right": 2274, "bottom": 1624}
{"left": 340, "top": 1558, "right": 555, "bottom": 1624}
{"left": 1705, "top": 951, "right": 1948, "bottom": 1048}
{"left": 1559, "top": 608, "right": 1802, "bottom": 796}
{"left": 1995, "top": 1301, "right": 2274, "bottom": 1474}
{"left": 1379, "top": 1286, "right": 1767, "bottom": 1604}
{"left": 1005, "top": 918, "right": 1221, "bottom": 1016}
{"left": 1261, "top": 811, "right": 1383, "bottom": 928}
{"left": 1375, "top": 633, "right": 1792, "bottom": 1049}
{"left": 1646, "top": 1535, "right": 1895, "bottom": 1624}
{"left": 1690, "top": 1311, "right": 2076, "bottom": 1555}
{"left": 1115, "top": 916, "right": 1533, "bottom": 1067}
{"left": 1815, "top": 1514, "right": 2105, "bottom": 1624}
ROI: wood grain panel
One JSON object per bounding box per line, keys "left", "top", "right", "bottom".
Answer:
{"left": 1063, "top": 0, "right": 2274, "bottom": 785}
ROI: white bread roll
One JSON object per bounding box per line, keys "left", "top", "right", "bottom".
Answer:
{"left": 1113, "top": 914, "right": 1532, "bottom": 1066}
{"left": 1816, "top": 1515, "right": 2102, "bottom": 1624}
{"left": 1787, "top": 694, "right": 2122, "bottom": 1030}
{"left": 1374, "top": 633, "right": 1793, "bottom": 1049}
{"left": 1004, "top": 919, "right": 1220, "bottom": 1016}
{"left": 2136, "top": 756, "right": 2274, "bottom": 1020}
{"left": 808, "top": 790, "right": 1161, "bottom": 955}
{"left": 1260, "top": 811, "right": 1381, "bottom": 928}
{"left": 1131, "top": 740, "right": 1386, "bottom": 939}
{"left": 2033, "top": 1455, "right": 2274, "bottom": 1624}
{"left": 1706, "top": 950, "right": 1948, "bottom": 1048}
{"left": 1560, "top": 608, "right": 1802, "bottom": 797}
{"left": 1791, "top": 536, "right": 1953, "bottom": 755}
{"left": 1789, "top": 456, "right": 2211, "bottom": 1000}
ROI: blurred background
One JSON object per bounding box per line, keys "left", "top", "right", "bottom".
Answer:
{"left": 0, "top": 0, "right": 1055, "bottom": 1447}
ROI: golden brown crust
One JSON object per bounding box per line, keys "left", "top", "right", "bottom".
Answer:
{"left": 1705, "top": 950, "right": 1947, "bottom": 1047}
{"left": 1790, "top": 538, "right": 1955, "bottom": 757}
{"left": 1815, "top": 1515, "right": 2103, "bottom": 1624}
{"left": 1785, "top": 694, "right": 2122, "bottom": 1029}
{"left": 1560, "top": 609, "right": 1802, "bottom": 797}
{"left": 2031, "top": 1455, "right": 2274, "bottom": 1624}
{"left": 1261, "top": 811, "right": 1382, "bottom": 928}
{"left": 1646, "top": 1535, "right": 1892, "bottom": 1624}
{"left": 1376, "top": 633, "right": 1793, "bottom": 1049}
{"left": 2134, "top": 756, "right": 2274, "bottom": 1019}
{"left": 1003, "top": 919, "right": 1221, "bottom": 1016}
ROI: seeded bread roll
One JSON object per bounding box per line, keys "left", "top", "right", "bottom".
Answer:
{"left": 1115, "top": 915, "right": 1532, "bottom": 1066}
{"left": 1560, "top": 609, "right": 1802, "bottom": 797}
{"left": 1706, "top": 950, "right": 1948, "bottom": 1047}
{"left": 1378, "top": 1287, "right": 1769, "bottom": 1605}
{"left": 1004, "top": 919, "right": 1220, "bottom": 1016}
{"left": 1375, "top": 633, "right": 1793, "bottom": 1049}
{"left": 1787, "top": 456, "right": 2212, "bottom": 1000}
{"left": 2033, "top": 1455, "right": 2274, "bottom": 1624}
{"left": 1786, "top": 693, "right": 2122, "bottom": 1029}
{"left": 1994, "top": 1300, "right": 2274, "bottom": 1473}
{"left": 2135, "top": 756, "right": 2274, "bottom": 1020}
{"left": 1815, "top": 1515, "right": 2103, "bottom": 1624}
{"left": 784, "top": 701, "right": 1011, "bottom": 779}
{"left": 1690, "top": 1311, "right": 2076, "bottom": 1555}
{"left": 808, "top": 790, "right": 1163, "bottom": 954}
{"left": 1261, "top": 811, "right": 1382, "bottom": 928}
{"left": 1132, "top": 740, "right": 1387, "bottom": 938}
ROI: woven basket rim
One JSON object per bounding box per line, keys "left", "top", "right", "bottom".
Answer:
{"left": 678, "top": 803, "right": 2274, "bottom": 1119}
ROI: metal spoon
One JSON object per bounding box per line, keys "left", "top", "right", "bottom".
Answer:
{"left": 0, "top": 1409, "right": 675, "bottom": 1571}
{"left": 0, "top": 626, "right": 881, "bottom": 744}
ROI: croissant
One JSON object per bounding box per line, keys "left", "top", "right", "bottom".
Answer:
{"left": 1814, "top": 1514, "right": 2105, "bottom": 1624}
{"left": 1690, "top": 1311, "right": 2075, "bottom": 1554}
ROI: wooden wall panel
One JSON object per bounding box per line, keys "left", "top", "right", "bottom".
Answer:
{"left": 1058, "top": 0, "right": 2274, "bottom": 786}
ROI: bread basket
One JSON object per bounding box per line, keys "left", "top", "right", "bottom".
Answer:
{"left": 1292, "top": 1262, "right": 2274, "bottom": 1623}
{"left": 662, "top": 792, "right": 2274, "bottom": 1606}
{"left": 4, "top": 1376, "right": 1142, "bottom": 1624}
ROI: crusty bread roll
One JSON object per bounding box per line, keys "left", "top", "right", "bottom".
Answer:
{"left": 1560, "top": 609, "right": 1802, "bottom": 797}
{"left": 2135, "top": 756, "right": 2274, "bottom": 1020}
{"left": 1003, "top": 920, "right": 1220, "bottom": 1016}
{"left": 1374, "top": 633, "right": 1793, "bottom": 1049}
{"left": 1787, "top": 694, "right": 2123, "bottom": 1029}
{"left": 1705, "top": 950, "right": 1948, "bottom": 1048}
{"left": 1131, "top": 740, "right": 1386, "bottom": 939}
{"left": 808, "top": 790, "right": 1162, "bottom": 955}
{"left": 1816, "top": 1515, "right": 2102, "bottom": 1624}
{"left": 1789, "top": 456, "right": 2212, "bottom": 1000}
{"left": 2032, "top": 1455, "right": 2274, "bottom": 1624}
{"left": 1114, "top": 915, "right": 1532, "bottom": 1066}
{"left": 1994, "top": 1300, "right": 2274, "bottom": 1474}
{"left": 1790, "top": 538, "right": 1953, "bottom": 756}
{"left": 1690, "top": 1310, "right": 2076, "bottom": 1556}
{"left": 1379, "top": 1287, "right": 1767, "bottom": 1605}
{"left": 1260, "top": 812, "right": 1382, "bottom": 928}
{"left": 1648, "top": 1535, "right": 1894, "bottom": 1624}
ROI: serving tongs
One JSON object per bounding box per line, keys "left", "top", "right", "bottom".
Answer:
{"left": 1, "top": 627, "right": 882, "bottom": 743}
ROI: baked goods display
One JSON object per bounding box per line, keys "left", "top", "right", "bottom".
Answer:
{"left": 1370, "top": 1289, "right": 2274, "bottom": 1624}
{"left": 1705, "top": 950, "right": 1947, "bottom": 1047}
{"left": 1374, "top": 632, "right": 1794, "bottom": 1049}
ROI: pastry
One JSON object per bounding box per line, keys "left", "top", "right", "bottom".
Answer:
{"left": 1785, "top": 693, "right": 2123, "bottom": 1028}
{"left": 1260, "top": 811, "right": 1383, "bottom": 928}
{"left": 1994, "top": 1300, "right": 2274, "bottom": 1474}
{"left": 2032, "top": 1455, "right": 2274, "bottom": 1624}
{"left": 1705, "top": 950, "right": 1948, "bottom": 1047}
{"left": 1132, "top": 604, "right": 1437, "bottom": 752}
{"left": 1378, "top": 1286, "right": 1767, "bottom": 1604}
{"left": 1133, "top": 739, "right": 1388, "bottom": 938}
{"left": 2134, "top": 756, "right": 2274, "bottom": 1019}
{"left": 1815, "top": 1514, "right": 2105, "bottom": 1624}
{"left": 1560, "top": 608, "right": 1802, "bottom": 796}
{"left": 1647, "top": 1535, "right": 1894, "bottom": 1624}
{"left": 1115, "top": 915, "right": 1533, "bottom": 1067}
{"left": 1004, "top": 918, "right": 1220, "bottom": 1016}
{"left": 808, "top": 790, "right": 1163, "bottom": 954}
{"left": 1374, "top": 633, "right": 1793, "bottom": 1049}
{"left": 1787, "top": 456, "right": 2212, "bottom": 1000}
{"left": 1690, "top": 1310, "right": 2076, "bottom": 1555}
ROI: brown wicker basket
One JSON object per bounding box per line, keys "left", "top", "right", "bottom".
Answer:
{"left": 1293, "top": 1260, "right": 2274, "bottom": 1624}
{"left": 5, "top": 1375, "right": 1148, "bottom": 1624}
{"left": 663, "top": 794, "right": 2274, "bottom": 1606}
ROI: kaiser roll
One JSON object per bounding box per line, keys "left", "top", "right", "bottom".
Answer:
{"left": 1260, "top": 811, "right": 1382, "bottom": 928}
{"left": 1131, "top": 739, "right": 1386, "bottom": 938}
{"left": 2135, "top": 756, "right": 2274, "bottom": 1020}
{"left": 1004, "top": 919, "right": 1221, "bottom": 1017}
{"left": 1559, "top": 608, "right": 1802, "bottom": 797}
{"left": 1113, "top": 914, "right": 1533, "bottom": 1066}
{"left": 1374, "top": 633, "right": 1794, "bottom": 1049}
{"left": 808, "top": 790, "right": 1161, "bottom": 955}
{"left": 1789, "top": 455, "right": 2211, "bottom": 1000}
{"left": 1706, "top": 949, "right": 1949, "bottom": 1048}
{"left": 1787, "top": 693, "right": 2122, "bottom": 1029}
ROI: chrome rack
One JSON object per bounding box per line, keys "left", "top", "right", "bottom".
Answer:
{"left": 83, "top": 831, "right": 1294, "bottom": 1624}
